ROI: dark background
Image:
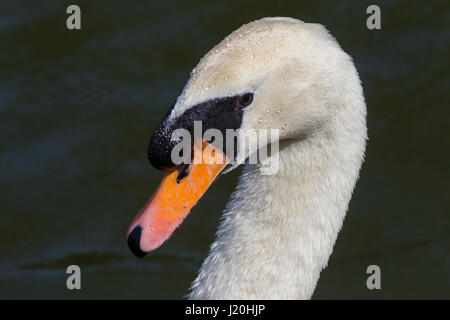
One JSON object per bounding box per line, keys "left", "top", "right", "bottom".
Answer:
{"left": 0, "top": 0, "right": 448, "bottom": 299}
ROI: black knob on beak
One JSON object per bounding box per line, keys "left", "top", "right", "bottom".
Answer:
{"left": 147, "top": 122, "right": 179, "bottom": 170}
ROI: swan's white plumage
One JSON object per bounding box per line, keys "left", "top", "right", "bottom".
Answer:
{"left": 173, "top": 17, "right": 367, "bottom": 299}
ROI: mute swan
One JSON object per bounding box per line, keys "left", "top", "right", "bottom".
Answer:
{"left": 127, "top": 17, "right": 367, "bottom": 299}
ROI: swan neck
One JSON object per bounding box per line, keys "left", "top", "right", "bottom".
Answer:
{"left": 188, "top": 132, "right": 364, "bottom": 299}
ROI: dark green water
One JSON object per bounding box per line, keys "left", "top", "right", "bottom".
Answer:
{"left": 0, "top": 0, "right": 448, "bottom": 299}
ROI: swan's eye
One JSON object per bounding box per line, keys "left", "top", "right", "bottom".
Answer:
{"left": 235, "top": 93, "right": 253, "bottom": 108}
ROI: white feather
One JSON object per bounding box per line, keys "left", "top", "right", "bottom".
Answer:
{"left": 176, "top": 17, "right": 367, "bottom": 299}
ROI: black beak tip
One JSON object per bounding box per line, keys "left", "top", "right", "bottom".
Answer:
{"left": 127, "top": 225, "right": 148, "bottom": 259}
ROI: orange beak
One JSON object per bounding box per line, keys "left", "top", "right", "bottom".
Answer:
{"left": 127, "top": 140, "right": 228, "bottom": 258}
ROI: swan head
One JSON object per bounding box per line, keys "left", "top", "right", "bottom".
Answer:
{"left": 127, "top": 17, "right": 366, "bottom": 257}
{"left": 147, "top": 17, "right": 361, "bottom": 170}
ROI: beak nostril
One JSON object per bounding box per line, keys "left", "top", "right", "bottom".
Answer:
{"left": 127, "top": 226, "right": 148, "bottom": 259}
